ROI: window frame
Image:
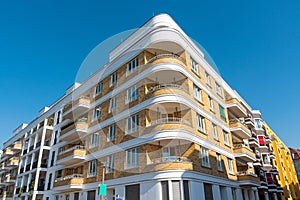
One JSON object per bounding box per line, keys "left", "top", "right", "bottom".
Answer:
{"left": 193, "top": 84, "right": 202, "bottom": 103}
{"left": 197, "top": 114, "right": 206, "bottom": 134}
{"left": 200, "top": 147, "right": 210, "bottom": 168}
{"left": 190, "top": 57, "right": 199, "bottom": 74}
{"left": 227, "top": 158, "right": 234, "bottom": 174}
{"left": 90, "top": 132, "right": 99, "bottom": 148}
{"left": 217, "top": 153, "right": 223, "bottom": 171}
{"left": 127, "top": 57, "right": 139, "bottom": 75}
{"left": 110, "top": 72, "right": 117, "bottom": 86}
{"left": 109, "top": 97, "right": 116, "bottom": 113}
{"left": 126, "top": 114, "right": 139, "bottom": 134}
{"left": 88, "top": 160, "right": 97, "bottom": 177}
{"left": 126, "top": 148, "right": 139, "bottom": 169}
{"left": 95, "top": 82, "right": 103, "bottom": 95}
{"left": 212, "top": 123, "right": 218, "bottom": 140}
{"left": 106, "top": 154, "right": 114, "bottom": 174}
{"left": 108, "top": 124, "right": 116, "bottom": 142}
{"left": 126, "top": 84, "right": 138, "bottom": 103}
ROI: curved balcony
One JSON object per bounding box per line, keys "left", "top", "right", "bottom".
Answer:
{"left": 148, "top": 83, "right": 188, "bottom": 95}
{"left": 229, "top": 119, "right": 251, "bottom": 139}
{"left": 237, "top": 171, "right": 260, "bottom": 186}
{"left": 57, "top": 146, "right": 86, "bottom": 165}
{"left": 147, "top": 54, "right": 186, "bottom": 67}
{"left": 144, "top": 156, "right": 193, "bottom": 172}
{"left": 226, "top": 98, "right": 247, "bottom": 117}
{"left": 233, "top": 143, "right": 256, "bottom": 162}
{"left": 53, "top": 174, "right": 84, "bottom": 192}
{"left": 63, "top": 96, "right": 90, "bottom": 120}
{"left": 60, "top": 119, "right": 88, "bottom": 142}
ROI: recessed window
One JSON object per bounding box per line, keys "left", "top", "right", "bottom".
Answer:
{"left": 108, "top": 124, "right": 116, "bottom": 142}
{"left": 219, "top": 105, "right": 226, "bottom": 120}
{"left": 212, "top": 124, "right": 218, "bottom": 140}
{"left": 193, "top": 84, "right": 202, "bottom": 102}
{"left": 95, "top": 82, "right": 103, "bottom": 95}
{"left": 197, "top": 114, "right": 206, "bottom": 133}
{"left": 127, "top": 57, "right": 139, "bottom": 75}
{"left": 110, "top": 72, "right": 117, "bottom": 86}
{"left": 217, "top": 153, "right": 223, "bottom": 171}
{"left": 106, "top": 155, "right": 114, "bottom": 174}
{"left": 126, "top": 148, "right": 139, "bottom": 168}
{"left": 88, "top": 160, "right": 97, "bottom": 177}
{"left": 126, "top": 114, "right": 139, "bottom": 134}
{"left": 126, "top": 85, "right": 138, "bottom": 103}
{"left": 90, "top": 132, "right": 99, "bottom": 148}
{"left": 227, "top": 158, "right": 234, "bottom": 173}
{"left": 93, "top": 107, "right": 101, "bottom": 120}
{"left": 223, "top": 131, "right": 230, "bottom": 146}
{"left": 190, "top": 57, "right": 199, "bottom": 74}
{"left": 162, "top": 146, "right": 176, "bottom": 161}
{"left": 205, "top": 72, "right": 211, "bottom": 86}
{"left": 200, "top": 147, "right": 210, "bottom": 168}
{"left": 109, "top": 97, "right": 116, "bottom": 113}
{"left": 254, "top": 119, "right": 262, "bottom": 129}
{"left": 209, "top": 96, "right": 214, "bottom": 112}
{"left": 216, "top": 83, "right": 222, "bottom": 97}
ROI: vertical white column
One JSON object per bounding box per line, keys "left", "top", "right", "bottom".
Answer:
{"left": 243, "top": 189, "right": 249, "bottom": 200}
{"left": 212, "top": 185, "right": 221, "bottom": 200}
{"left": 168, "top": 180, "right": 173, "bottom": 200}
{"left": 225, "top": 187, "right": 233, "bottom": 200}
{"left": 264, "top": 191, "right": 270, "bottom": 200}
{"left": 141, "top": 181, "right": 161, "bottom": 200}
{"left": 235, "top": 188, "right": 243, "bottom": 200}
{"left": 189, "top": 181, "right": 205, "bottom": 200}
{"left": 273, "top": 193, "right": 278, "bottom": 200}
{"left": 254, "top": 189, "right": 260, "bottom": 200}
{"left": 249, "top": 190, "right": 255, "bottom": 200}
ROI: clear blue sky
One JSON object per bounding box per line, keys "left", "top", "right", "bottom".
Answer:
{"left": 0, "top": 1, "right": 299, "bottom": 148}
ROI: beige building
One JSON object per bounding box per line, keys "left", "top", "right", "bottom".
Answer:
{"left": 0, "top": 13, "right": 295, "bottom": 200}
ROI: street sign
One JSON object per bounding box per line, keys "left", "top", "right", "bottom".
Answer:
{"left": 99, "top": 184, "right": 107, "bottom": 196}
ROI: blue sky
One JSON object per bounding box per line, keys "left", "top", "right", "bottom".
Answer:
{"left": 0, "top": 0, "right": 299, "bottom": 148}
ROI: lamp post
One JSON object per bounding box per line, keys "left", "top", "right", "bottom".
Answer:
{"left": 100, "top": 162, "right": 106, "bottom": 200}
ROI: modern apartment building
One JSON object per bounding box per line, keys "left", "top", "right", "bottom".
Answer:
{"left": 263, "top": 122, "right": 300, "bottom": 199}
{"left": 0, "top": 13, "right": 298, "bottom": 200}
{"left": 290, "top": 148, "right": 300, "bottom": 183}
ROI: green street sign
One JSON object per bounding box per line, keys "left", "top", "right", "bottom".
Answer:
{"left": 99, "top": 184, "right": 107, "bottom": 196}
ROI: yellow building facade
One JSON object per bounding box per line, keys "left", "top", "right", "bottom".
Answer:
{"left": 264, "top": 122, "right": 300, "bottom": 200}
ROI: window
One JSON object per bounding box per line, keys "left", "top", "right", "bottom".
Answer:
{"left": 227, "top": 158, "right": 234, "bottom": 173}
{"left": 126, "top": 114, "right": 139, "bottom": 134}
{"left": 190, "top": 58, "right": 198, "bottom": 74}
{"left": 95, "top": 82, "right": 103, "bottom": 95}
{"left": 88, "top": 160, "right": 97, "bottom": 177}
{"left": 56, "top": 111, "right": 61, "bottom": 125}
{"left": 162, "top": 146, "right": 176, "bottom": 161}
{"left": 209, "top": 96, "right": 214, "bottom": 111}
{"left": 127, "top": 57, "right": 138, "bottom": 75}
{"left": 197, "top": 114, "right": 206, "bottom": 133}
{"left": 216, "top": 83, "right": 222, "bottom": 96}
{"left": 109, "top": 97, "right": 116, "bottom": 113}
{"left": 219, "top": 105, "right": 226, "bottom": 120}
{"left": 106, "top": 155, "right": 114, "bottom": 173}
{"left": 90, "top": 132, "right": 99, "bottom": 148}
{"left": 126, "top": 148, "right": 139, "bottom": 168}
{"left": 193, "top": 84, "right": 202, "bottom": 102}
{"left": 161, "top": 181, "right": 169, "bottom": 200}
{"left": 57, "top": 170, "right": 62, "bottom": 178}
{"left": 66, "top": 194, "right": 70, "bottom": 200}
{"left": 258, "top": 136, "right": 266, "bottom": 145}
{"left": 93, "top": 107, "right": 101, "bottom": 120}
{"left": 212, "top": 124, "right": 218, "bottom": 140}
{"left": 223, "top": 131, "right": 230, "bottom": 146}
{"left": 254, "top": 119, "right": 262, "bottom": 129}
{"left": 108, "top": 124, "right": 116, "bottom": 142}
{"left": 205, "top": 72, "right": 211, "bottom": 86}
{"left": 126, "top": 85, "right": 138, "bottom": 103}
{"left": 110, "top": 72, "right": 117, "bottom": 86}
{"left": 217, "top": 153, "right": 223, "bottom": 171}
{"left": 200, "top": 147, "right": 210, "bottom": 168}
{"left": 204, "top": 183, "right": 213, "bottom": 200}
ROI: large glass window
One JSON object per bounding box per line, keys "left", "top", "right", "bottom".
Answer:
{"left": 126, "top": 148, "right": 139, "bottom": 168}
{"left": 90, "top": 132, "right": 99, "bottom": 148}
{"left": 193, "top": 85, "right": 202, "bottom": 102}
{"left": 197, "top": 114, "right": 206, "bottom": 133}
{"left": 200, "top": 147, "right": 210, "bottom": 168}
{"left": 126, "top": 114, "right": 139, "bottom": 134}
{"left": 127, "top": 57, "right": 139, "bottom": 75}
{"left": 88, "top": 160, "right": 97, "bottom": 177}
{"left": 108, "top": 124, "right": 116, "bottom": 142}
{"left": 126, "top": 85, "right": 138, "bottom": 103}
